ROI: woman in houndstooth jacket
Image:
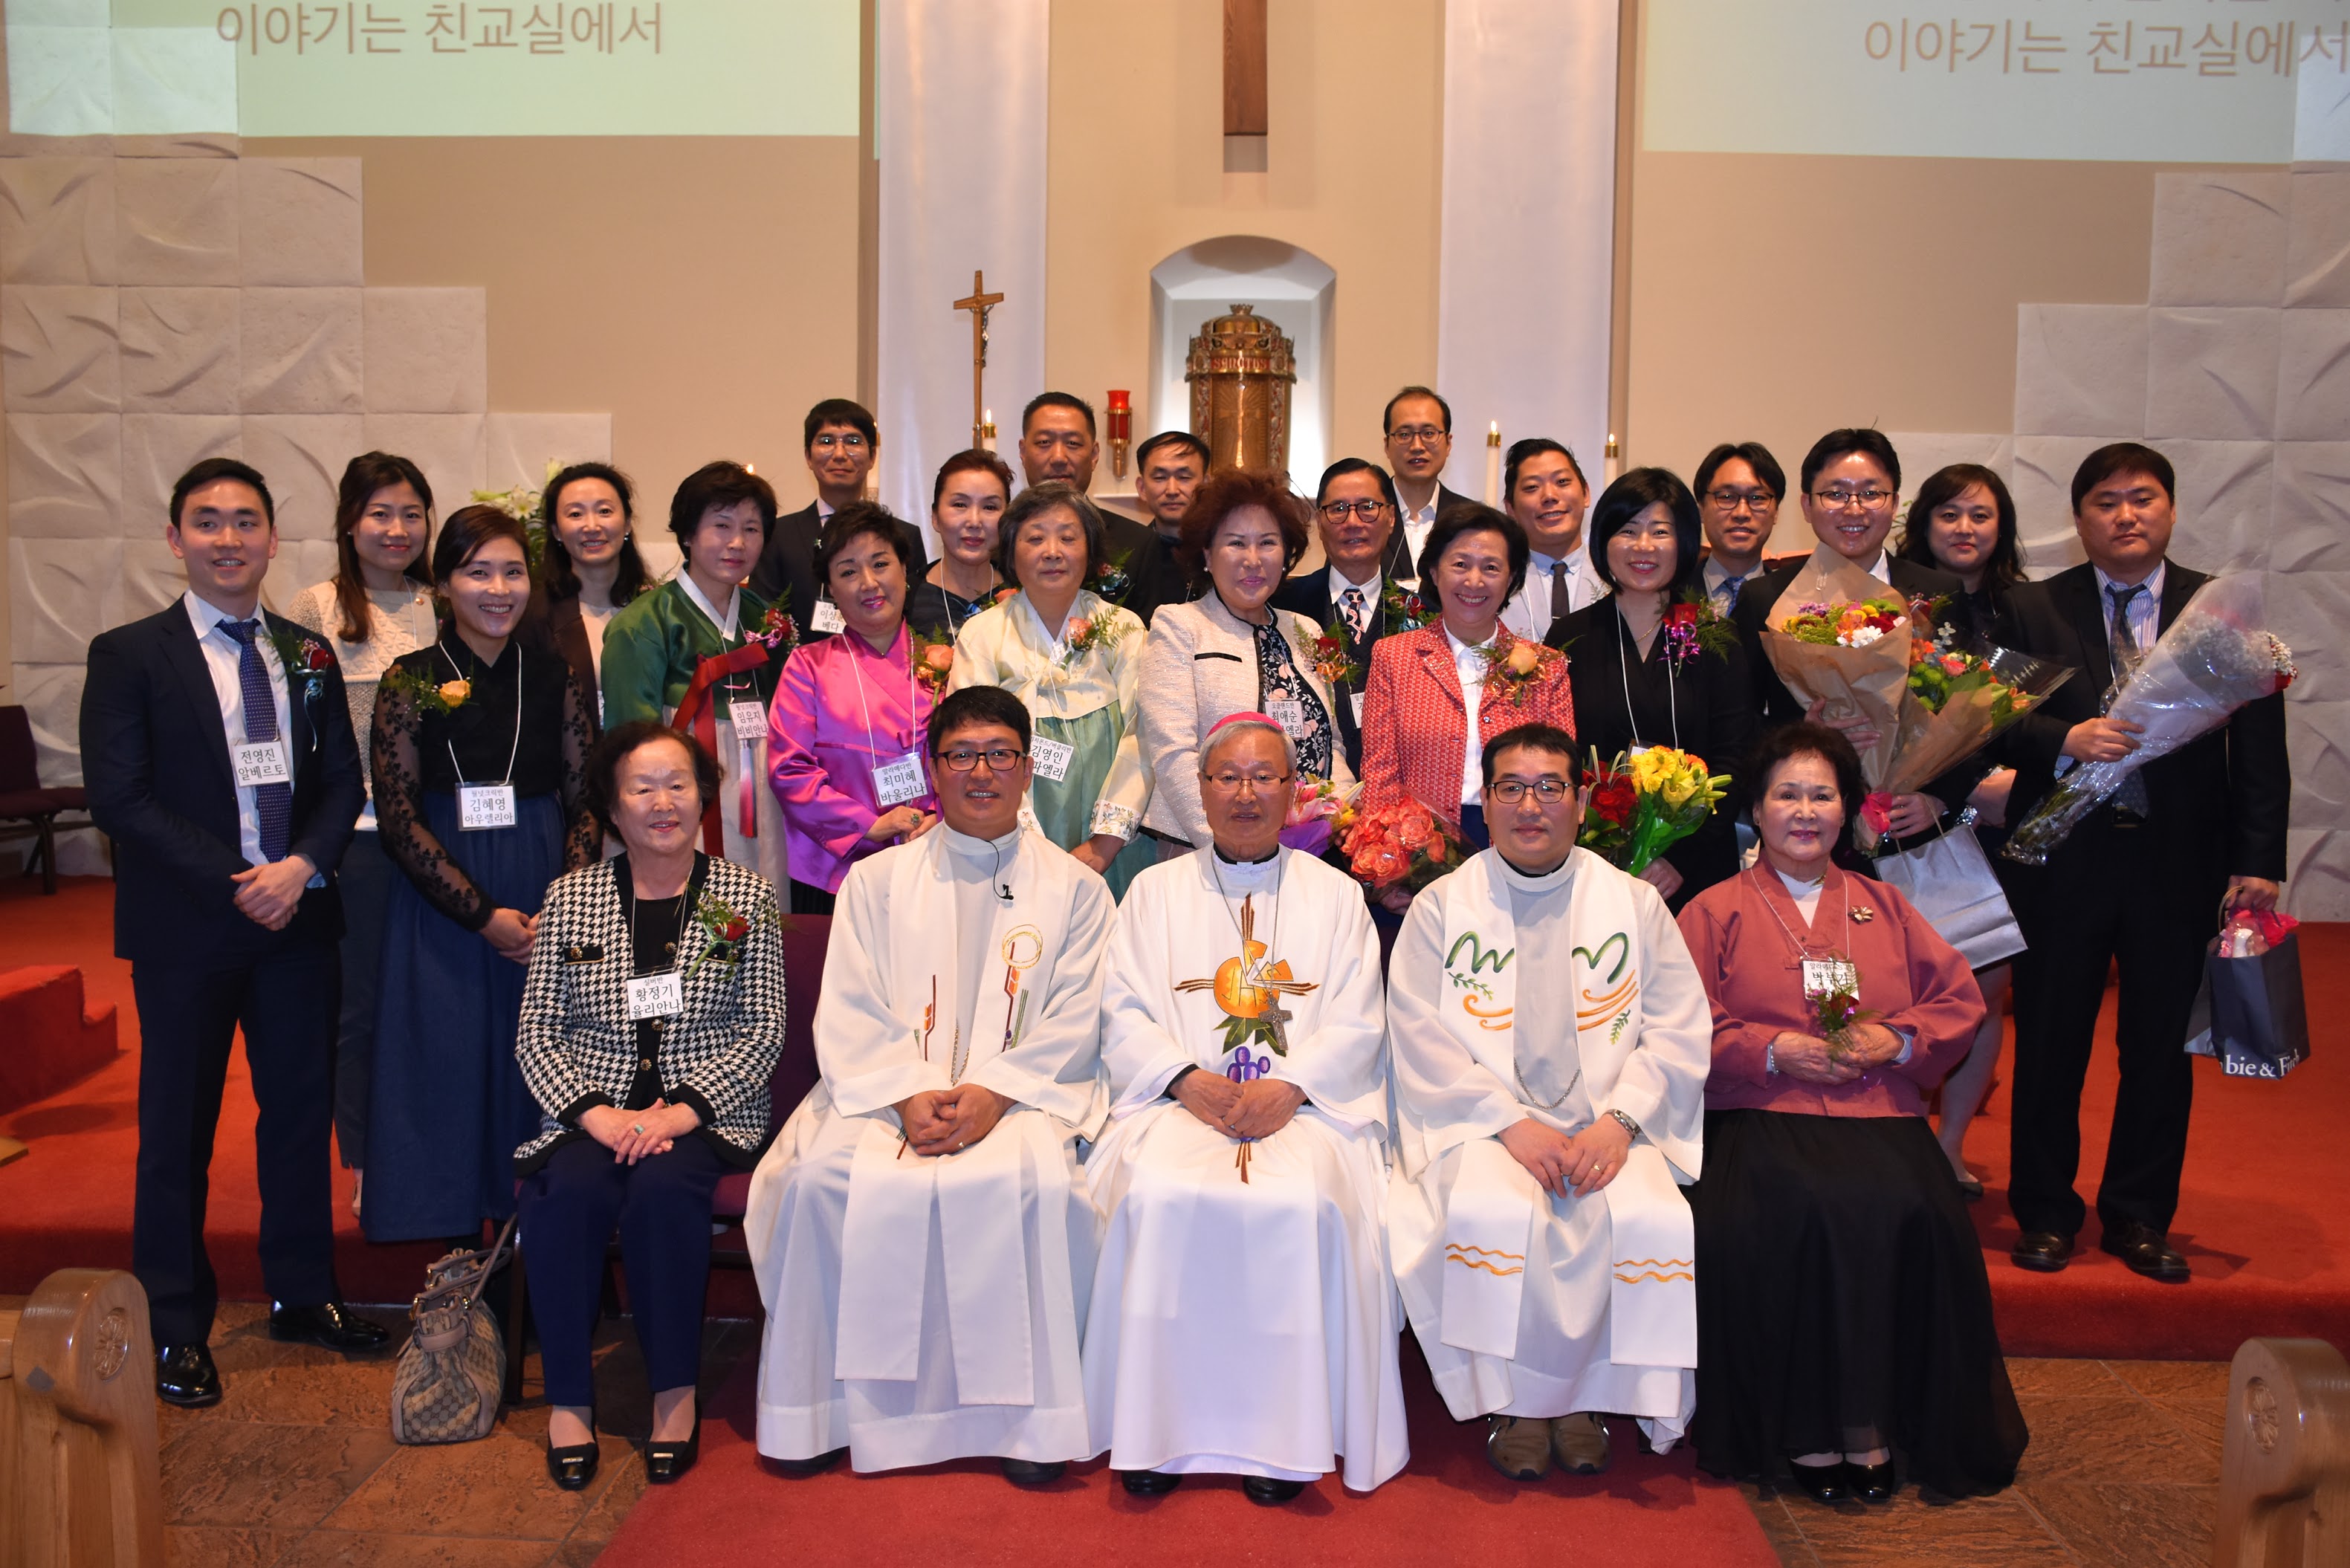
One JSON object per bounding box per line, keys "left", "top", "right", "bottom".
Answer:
{"left": 513, "top": 722, "right": 786, "bottom": 1493}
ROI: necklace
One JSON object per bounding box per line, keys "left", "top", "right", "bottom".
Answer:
{"left": 1749, "top": 863, "right": 1848, "bottom": 962}
{"left": 1513, "top": 1057, "right": 1582, "bottom": 1110}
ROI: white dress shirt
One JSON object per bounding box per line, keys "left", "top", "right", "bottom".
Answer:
{"left": 1330, "top": 561, "right": 1382, "bottom": 634}
{"left": 1446, "top": 626, "right": 1493, "bottom": 806}
{"left": 184, "top": 590, "right": 297, "bottom": 871}
{"left": 1398, "top": 490, "right": 1442, "bottom": 578}
{"left": 1500, "top": 542, "right": 1608, "bottom": 641}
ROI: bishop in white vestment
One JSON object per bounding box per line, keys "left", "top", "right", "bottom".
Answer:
{"left": 1387, "top": 722, "right": 1712, "bottom": 1480}
{"left": 1083, "top": 715, "right": 1408, "bottom": 1501}
{"left": 745, "top": 687, "right": 1113, "bottom": 1482}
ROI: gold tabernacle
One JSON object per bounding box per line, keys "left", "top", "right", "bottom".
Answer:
{"left": 1185, "top": 303, "right": 1295, "bottom": 476}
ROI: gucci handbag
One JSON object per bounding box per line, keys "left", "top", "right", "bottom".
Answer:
{"left": 389, "top": 1214, "right": 517, "bottom": 1445}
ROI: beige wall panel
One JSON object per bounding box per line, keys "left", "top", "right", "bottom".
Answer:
{"left": 120, "top": 536, "right": 195, "bottom": 621}
{"left": 239, "top": 285, "right": 363, "bottom": 415}
{"left": 122, "top": 412, "right": 242, "bottom": 537}
{"left": 2015, "top": 303, "right": 2149, "bottom": 440}
{"left": 9, "top": 533, "right": 118, "bottom": 662}
{"left": 7, "top": 409, "right": 117, "bottom": 539}
{"left": 1042, "top": 0, "right": 1446, "bottom": 468}
{"left": 238, "top": 158, "right": 363, "bottom": 287}
{"left": 120, "top": 285, "right": 239, "bottom": 412}
{"left": 2161, "top": 438, "right": 2274, "bottom": 574}
{"left": 2273, "top": 442, "right": 2350, "bottom": 574}
{"left": 241, "top": 412, "right": 366, "bottom": 542}
{"left": 114, "top": 157, "right": 239, "bottom": 286}
{"left": 362, "top": 286, "right": 488, "bottom": 415}
{"left": 2276, "top": 308, "right": 2350, "bottom": 442}
{"left": 2149, "top": 173, "right": 2287, "bottom": 308}
{"left": 2285, "top": 169, "right": 2350, "bottom": 308}
{"left": 2146, "top": 306, "right": 2279, "bottom": 442}
{"left": 482, "top": 411, "right": 611, "bottom": 493}
{"left": 1, "top": 281, "right": 117, "bottom": 412}
{"left": 247, "top": 135, "right": 861, "bottom": 516}
{"left": 0, "top": 155, "right": 115, "bottom": 285}
{"left": 361, "top": 412, "right": 485, "bottom": 521}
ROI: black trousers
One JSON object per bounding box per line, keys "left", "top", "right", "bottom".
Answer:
{"left": 2007, "top": 813, "right": 2216, "bottom": 1240}
{"left": 132, "top": 943, "right": 342, "bottom": 1346}
{"left": 331, "top": 828, "right": 398, "bottom": 1168}
{"left": 519, "top": 1135, "right": 723, "bottom": 1409}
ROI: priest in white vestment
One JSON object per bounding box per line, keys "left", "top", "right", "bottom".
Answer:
{"left": 745, "top": 685, "right": 1114, "bottom": 1485}
{"left": 1084, "top": 713, "right": 1408, "bottom": 1503}
{"left": 1387, "top": 720, "right": 1712, "bottom": 1482}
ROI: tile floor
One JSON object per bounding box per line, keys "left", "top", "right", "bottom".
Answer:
{"left": 16, "top": 1297, "right": 2226, "bottom": 1567}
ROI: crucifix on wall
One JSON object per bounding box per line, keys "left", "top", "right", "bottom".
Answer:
{"left": 1224, "top": 0, "right": 1267, "bottom": 171}
{"left": 953, "top": 270, "right": 1003, "bottom": 451}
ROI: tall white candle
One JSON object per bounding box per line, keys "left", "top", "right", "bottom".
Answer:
{"left": 1482, "top": 421, "right": 1502, "bottom": 507}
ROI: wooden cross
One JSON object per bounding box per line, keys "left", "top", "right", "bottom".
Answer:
{"left": 952, "top": 269, "right": 1003, "bottom": 450}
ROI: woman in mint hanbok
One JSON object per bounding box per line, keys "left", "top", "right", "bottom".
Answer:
{"left": 948, "top": 482, "right": 1154, "bottom": 898}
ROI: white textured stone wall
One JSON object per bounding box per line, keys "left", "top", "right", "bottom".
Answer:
{"left": 0, "top": 135, "right": 613, "bottom": 872}
{"left": 1894, "top": 165, "right": 2350, "bottom": 919}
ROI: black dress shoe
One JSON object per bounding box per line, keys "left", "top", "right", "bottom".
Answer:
{"left": 1849, "top": 1459, "right": 1899, "bottom": 1504}
{"left": 1119, "top": 1468, "right": 1182, "bottom": 1496}
{"left": 2100, "top": 1223, "right": 2190, "bottom": 1283}
{"left": 1956, "top": 1176, "right": 1985, "bottom": 1202}
{"left": 644, "top": 1414, "right": 701, "bottom": 1484}
{"left": 268, "top": 1300, "right": 392, "bottom": 1353}
{"left": 1243, "top": 1475, "right": 1306, "bottom": 1506}
{"left": 771, "top": 1445, "right": 849, "bottom": 1477}
{"left": 1000, "top": 1457, "right": 1066, "bottom": 1487}
{"left": 1790, "top": 1461, "right": 1851, "bottom": 1505}
{"left": 155, "top": 1343, "right": 222, "bottom": 1407}
{"left": 2010, "top": 1231, "right": 2073, "bottom": 1273}
{"left": 547, "top": 1417, "right": 600, "bottom": 1491}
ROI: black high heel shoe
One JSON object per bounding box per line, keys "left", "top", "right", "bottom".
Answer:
{"left": 644, "top": 1411, "right": 702, "bottom": 1484}
{"left": 1790, "top": 1460, "right": 1851, "bottom": 1506}
{"left": 1848, "top": 1458, "right": 1899, "bottom": 1504}
{"left": 547, "top": 1413, "right": 600, "bottom": 1491}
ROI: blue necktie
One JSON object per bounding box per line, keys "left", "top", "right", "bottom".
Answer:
{"left": 220, "top": 618, "right": 293, "bottom": 862}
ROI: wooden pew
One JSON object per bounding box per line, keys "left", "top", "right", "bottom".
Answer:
{"left": 4, "top": 1269, "right": 164, "bottom": 1568}
{"left": 2216, "top": 1337, "right": 2350, "bottom": 1568}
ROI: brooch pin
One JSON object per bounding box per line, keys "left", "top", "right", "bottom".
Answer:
{"left": 1850, "top": 906, "right": 1876, "bottom": 924}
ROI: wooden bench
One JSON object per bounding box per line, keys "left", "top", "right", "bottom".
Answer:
{"left": 2216, "top": 1337, "right": 2350, "bottom": 1568}
{"left": 1, "top": 1269, "right": 164, "bottom": 1567}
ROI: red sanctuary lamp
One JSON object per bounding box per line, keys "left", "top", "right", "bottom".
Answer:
{"left": 1107, "top": 389, "right": 1132, "bottom": 479}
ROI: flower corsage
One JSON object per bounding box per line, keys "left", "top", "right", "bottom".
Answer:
{"left": 911, "top": 627, "right": 957, "bottom": 694}
{"left": 1660, "top": 592, "right": 1738, "bottom": 671}
{"left": 381, "top": 663, "right": 470, "bottom": 716}
{"left": 1477, "top": 635, "right": 1561, "bottom": 705}
{"left": 1382, "top": 580, "right": 1432, "bottom": 632}
{"left": 268, "top": 629, "right": 336, "bottom": 702}
{"left": 748, "top": 604, "right": 801, "bottom": 655}
{"left": 1058, "top": 612, "right": 1117, "bottom": 669}
{"left": 1312, "top": 621, "right": 1363, "bottom": 687}
{"left": 683, "top": 888, "right": 776, "bottom": 979}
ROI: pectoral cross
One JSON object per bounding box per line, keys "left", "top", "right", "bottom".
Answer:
{"left": 953, "top": 270, "right": 1003, "bottom": 450}
{"left": 1258, "top": 997, "right": 1295, "bottom": 1058}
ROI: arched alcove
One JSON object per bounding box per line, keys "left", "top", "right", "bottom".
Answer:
{"left": 1148, "top": 237, "right": 1336, "bottom": 485}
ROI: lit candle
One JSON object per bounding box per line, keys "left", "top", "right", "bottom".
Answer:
{"left": 980, "top": 409, "right": 995, "bottom": 453}
{"left": 1605, "top": 433, "right": 1621, "bottom": 485}
{"left": 1107, "top": 389, "right": 1132, "bottom": 479}
{"left": 1482, "top": 421, "right": 1502, "bottom": 507}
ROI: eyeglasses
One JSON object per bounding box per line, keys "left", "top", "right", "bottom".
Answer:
{"left": 810, "top": 433, "right": 868, "bottom": 451}
{"left": 1202, "top": 770, "right": 1295, "bottom": 794}
{"left": 1488, "top": 779, "right": 1573, "bottom": 804}
{"left": 936, "top": 747, "right": 1024, "bottom": 772}
{"left": 1811, "top": 487, "right": 1895, "bottom": 511}
{"left": 1319, "top": 499, "right": 1390, "bottom": 521}
{"left": 1704, "top": 487, "right": 1777, "bottom": 514}
{"left": 1388, "top": 426, "right": 1449, "bottom": 448}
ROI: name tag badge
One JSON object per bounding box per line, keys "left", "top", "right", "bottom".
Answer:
{"left": 873, "top": 751, "right": 926, "bottom": 807}
{"left": 810, "top": 600, "right": 847, "bottom": 635}
{"left": 1802, "top": 958, "right": 1859, "bottom": 999}
{"left": 458, "top": 783, "right": 518, "bottom": 831}
{"left": 1267, "top": 698, "right": 1308, "bottom": 738}
{"left": 232, "top": 739, "right": 291, "bottom": 788}
{"left": 1628, "top": 744, "right": 1653, "bottom": 759}
{"left": 1030, "top": 735, "right": 1075, "bottom": 783}
{"left": 1350, "top": 690, "right": 1366, "bottom": 725}
{"left": 727, "top": 699, "right": 767, "bottom": 739}
{"left": 625, "top": 971, "right": 683, "bottom": 1020}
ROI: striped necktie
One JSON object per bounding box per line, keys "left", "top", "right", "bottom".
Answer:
{"left": 2105, "top": 583, "right": 2151, "bottom": 819}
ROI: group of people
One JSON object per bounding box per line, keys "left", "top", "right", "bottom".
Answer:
{"left": 77, "top": 383, "right": 2287, "bottom": 1512}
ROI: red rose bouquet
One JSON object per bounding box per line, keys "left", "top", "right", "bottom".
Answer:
{"left": 1336, "top": 796, "right": 1466, "bottom": 893}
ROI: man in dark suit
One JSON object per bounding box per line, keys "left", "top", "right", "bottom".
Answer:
{"left": 80, "top": 456, "right": 389, "bottom": 1407}
{"left": 1133, "top": 430, "right": 1210, "bottom": 605}
{"left": 1017, "top": 392, "right": 1185, "bottom": 624}
{"left": 1381, "top": 385, "right": 1472, "bottom": 582}
{"left": 1997, "top": 443, "right": 2289, "bottom": 1282}
{"left": 1692, "top": 441, "right": 1788, "bottom": 615}
{"left": 1272, "top": 459, "right": 1417, "bottom": 776}
{"left": 748, "top": 398, "right": 928, "bottom": 638}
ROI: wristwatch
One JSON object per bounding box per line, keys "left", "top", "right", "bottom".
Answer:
{"left": 1606, "top": 1109, "right": 1642, "bottom": 1140}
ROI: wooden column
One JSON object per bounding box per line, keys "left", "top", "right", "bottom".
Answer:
{"left": 9, "top": 1269, "right": 164, "bottom": 1568}
{"left": 1224, "top": 0, "right": 1269, "bottom": 172}
{"left": 2216, "top": 1337, "right": 2350, "bottom": 1568}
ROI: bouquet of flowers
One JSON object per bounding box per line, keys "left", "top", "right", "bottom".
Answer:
{"left": 2004, "top": 573, "right": 2295, "bottom": 865}
{"left": 1758, "top": 548, "right": 1927, "bottom": 784}
{"left": 1336, "top": 796, "right": 1466, "bottom": 893}
{"left": 1575, "top": 745, "right": 1732, "bottom": 876}
{"left": 1280, "top": 776, "right": 1357, "bottom": 856}
{"left": 1816, "top": 980, "right": 1877, "bottom": 1060}
{"left": 1858, "top": 632, "right": 2073, "bottom": 849}
{"left": 1311, "top": 622, "right": 1362, "bottom": 687}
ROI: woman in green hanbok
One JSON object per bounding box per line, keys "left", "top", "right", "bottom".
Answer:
{"left": 947, "top": 482, "right": 1155, "bottom": 898}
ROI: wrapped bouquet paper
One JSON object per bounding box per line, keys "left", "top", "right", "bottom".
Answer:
{"left": 1758, "top": 547, "right": 1926, "bottom": 785}
{"left": 2003, "top": 572, "right": 2295, "bottom": 866}
{"left": 1859, "top": 632, "right": 2073, "bottom": 852}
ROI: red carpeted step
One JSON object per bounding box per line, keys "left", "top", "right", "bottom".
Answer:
{"left": 0, "top": 964, "right": 119, "bottom": 1115}
{"left": 596, "top": 1336, "right": 1778, "bottom": 1568}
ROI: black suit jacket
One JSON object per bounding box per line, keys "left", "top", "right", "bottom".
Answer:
{"left": 1097, "top": 511, "right": 1187, "bottom": 626}
{"left": 1997, "top": 560, "right": 2289, "bottom": 887}
{"left": 1730, "top": 553, "right": 1965, "bottom": 729}
{"left": 1271, "top": 566, "right": 1408, "bottom": 775}
{"left": 80, "top": 600, "right": 364, "bottom": 964}
{"left": 748, "top": 501, "right": 932, "bottom": 642}
{"left": 1385, "top": 482, "right": 1474, "bottom": 582}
